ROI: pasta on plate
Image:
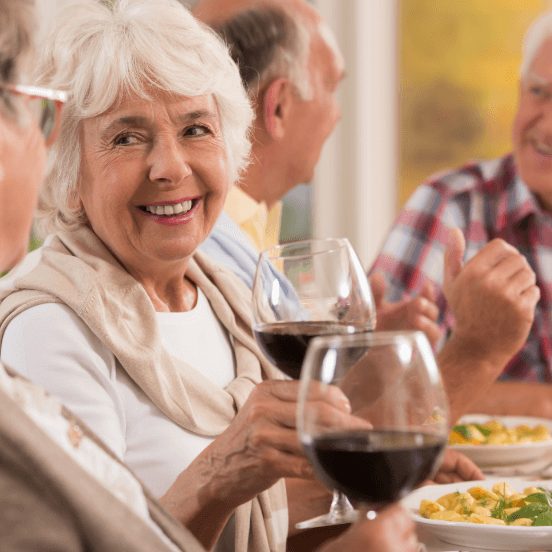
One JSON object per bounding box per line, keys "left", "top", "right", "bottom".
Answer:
{"left": 419, "top": 481, "right": 552, "bottom": 526}
{"left": 449, "top": 419, "right": 551, "bottom": 446}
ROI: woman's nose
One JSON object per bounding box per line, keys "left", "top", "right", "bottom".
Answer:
{"left": 147, "top": 137, "right": 192, "bottom": 185}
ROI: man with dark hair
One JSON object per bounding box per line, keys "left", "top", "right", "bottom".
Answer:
{"left": 198, "top": 0, "right": 343, "bottom": 276}
{"left": 196, "top": 0, "right": 445, "bottom": 346}
{"left": 195, "top": 0, "right": 540, "bottom": 427}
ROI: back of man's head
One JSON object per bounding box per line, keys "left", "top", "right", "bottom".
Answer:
{"left": 194, "top": 0, "right": 315, "bottom": 100}
{"left": 216, "top": 6, "right": 312, "bottom": 99}
{"left": 194, "top": 0, "right": 344, "bottom": 197}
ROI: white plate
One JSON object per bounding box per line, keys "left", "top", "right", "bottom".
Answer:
{"left": 403, "top": 478, "right": 552, "bottom": 551}
{"left": 450, "top": 415, "right": 552, "bottom": 467}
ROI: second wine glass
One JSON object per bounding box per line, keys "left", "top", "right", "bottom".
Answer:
{"left": 298, "top": 331, "right": 449, "bottom": 524}
{"left": 252, "top": 237, "right": 376, "bottom": 379}
{"left": 252, "top": 237, "right": 376, "bottom": 528}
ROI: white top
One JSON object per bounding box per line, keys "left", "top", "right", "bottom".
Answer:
{"left": 0, "top": 364, "right": 179, "bottom": 551}
{"left": 1, "top": 287, "right": 237, "bottom": 549}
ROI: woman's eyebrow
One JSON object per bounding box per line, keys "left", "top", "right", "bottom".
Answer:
{"left": 101, "top": 116, "right": 149, "bottom": 137}
{"left": 177, "top": 109, "right": 218, "bottom": 123}
{"left": 101, "top": 110, "right": 218, "bottom": 137}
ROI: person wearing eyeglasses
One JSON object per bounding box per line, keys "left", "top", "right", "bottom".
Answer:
{"left": 0, "top": 84, "right": 62, "bottom": 271}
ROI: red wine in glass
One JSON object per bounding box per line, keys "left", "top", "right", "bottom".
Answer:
{"left": 254, "top": 321, "right": 360, "bottom": 379}
{"left": 306, "top": 429, "right": 446, "bottom": 507}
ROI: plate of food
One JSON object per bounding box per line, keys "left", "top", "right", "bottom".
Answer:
{"left": 448, "top": 415, "right": 552, "bottom": 467}
{"left": 403, "top": 478, "right": 552, "bottom": 551}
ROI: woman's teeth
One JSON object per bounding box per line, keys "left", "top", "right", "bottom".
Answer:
{"left": 144, "top": 200, "right": 193, "bottom": 216}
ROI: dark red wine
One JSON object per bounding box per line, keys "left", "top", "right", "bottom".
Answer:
{"left": 306, "top": 430, "right": 445, "bottom": 507}
{"left": 254, "top": 321, "right": 359, "bottom": 379}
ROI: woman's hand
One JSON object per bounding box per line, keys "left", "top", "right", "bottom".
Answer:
{"left": 318, "top": 504, "right": 419, "bottom": 552}
{"left": 160, "top": 379, "right": 353, "bottom": 548}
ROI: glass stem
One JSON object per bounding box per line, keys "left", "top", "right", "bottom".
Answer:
{"left": 329, "top": 490, "right": 356, "bottom": 523}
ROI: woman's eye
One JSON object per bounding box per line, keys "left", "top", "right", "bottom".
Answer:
{"left": 113, "top": 133, "right": 140, "bottom": 146}
{"left": 184, "top": 125, "right": 210, "bottom": 137}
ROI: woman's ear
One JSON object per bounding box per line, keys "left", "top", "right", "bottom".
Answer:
{"left": 261, "top": 77, "right": 295, "bottom": 140}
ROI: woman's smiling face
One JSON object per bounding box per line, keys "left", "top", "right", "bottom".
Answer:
{"left": 78, "top": 91, "right": 229, "bottom": 276}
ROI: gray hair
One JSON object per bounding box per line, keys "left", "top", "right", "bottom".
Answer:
{"left": 214, "top": 5, "right": 312, "bottom": 99}
{"left": 521, "top": 10, "right": 552, "bottom": 79}
{"left": 34, "top": 0, "right": 253, "bottom": 235}
{"left": 0, "top": 0, "right": 35, "bottom": 118}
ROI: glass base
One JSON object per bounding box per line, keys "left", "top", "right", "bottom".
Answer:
{"left": 295, "top": 491, "right": 358, "bottom": 529}
{"left": 295, "top": 509, "right": 359, "bottom": 529}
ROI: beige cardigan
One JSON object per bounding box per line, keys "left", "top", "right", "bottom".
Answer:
{"left": 0, "top": 225, "right": 287, "bottom": 552}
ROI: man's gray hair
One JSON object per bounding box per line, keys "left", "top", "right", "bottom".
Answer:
{"left": 521, "top": 10, "right": 552, "bottom": 79}
{"left": 0, "top": 0, "right": 35, "bottom": 118}
{"left": 34, "top": 0, "right": 253, "bottom": 235}
{"left": 214, "top": 5, "right": 312, "bottom": 99}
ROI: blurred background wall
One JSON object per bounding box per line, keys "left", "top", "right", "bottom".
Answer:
{"left": 312, "top": 0, "right": 397, "bottom": 268}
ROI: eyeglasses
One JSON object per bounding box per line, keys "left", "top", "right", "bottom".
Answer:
{"left": 0, "top": 84, "right": 68, "bottom": 144}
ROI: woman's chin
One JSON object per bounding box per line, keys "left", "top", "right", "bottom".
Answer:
{"left": 144, "top": 241, "right": 202, "bottom": 265}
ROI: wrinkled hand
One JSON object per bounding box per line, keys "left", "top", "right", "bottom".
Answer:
{"left": 319, "top": 504, "right": 419, "bottom": 552}
{"left": 370, "top": 273, "right": 442, "bottom": 347}
{"left": 191, "top": 380, "right": 352, "bottom": 509}
{"left": 443, "top": 228, "right": 540, "bottom": 368}
{"left": 424, "top": 448, "right": 483, "bottom": 485}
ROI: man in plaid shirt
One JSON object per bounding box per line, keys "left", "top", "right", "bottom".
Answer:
{"left": 373, "top": 11, "right": 552, "bottom": 416}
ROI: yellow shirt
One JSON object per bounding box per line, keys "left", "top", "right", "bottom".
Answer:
{"left": 224, "top": 185, "right": 282, "bottom": 252}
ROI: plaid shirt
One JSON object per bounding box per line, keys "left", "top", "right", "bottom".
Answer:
{"left": 371, "top": 154, "right": 552, "bottom": 382}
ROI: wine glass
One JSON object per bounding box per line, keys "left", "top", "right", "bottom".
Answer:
{"left": 298, "top": 331, "right": 448, "bottom": 525}
{"left": 252, "top": 237, "right": 376, "bottom": 528}
{"left": 252, "top": 238, "right": 376, "bottom": 379}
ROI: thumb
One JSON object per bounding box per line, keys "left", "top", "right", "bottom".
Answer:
{"left": 420, "top": 279, "right": 436, "bottom": 302}
{"left": 444, "top": 228, "right": 465, "bottom": 287}
{"left": 368, "top": 272, "right": 387, "bottom": 308}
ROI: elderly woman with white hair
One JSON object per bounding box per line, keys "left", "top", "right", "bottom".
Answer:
{"left": 0, "top": 1, "right": 423, "bottom": 551}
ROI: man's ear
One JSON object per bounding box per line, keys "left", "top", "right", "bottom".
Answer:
{"left": 261, "top": 78, "right": 295, "bottom": 140}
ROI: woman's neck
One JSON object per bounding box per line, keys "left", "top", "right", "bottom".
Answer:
{"left": 127, "top": 264, "right": 197, "bottom": 312}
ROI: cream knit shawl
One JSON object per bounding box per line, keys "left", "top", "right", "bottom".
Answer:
{"left": 0, "top": 225, "right": 287, "bottom": 552}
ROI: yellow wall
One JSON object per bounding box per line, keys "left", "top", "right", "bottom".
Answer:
{"left": 399, "top": 0, "right": 552, "bottom": 206}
